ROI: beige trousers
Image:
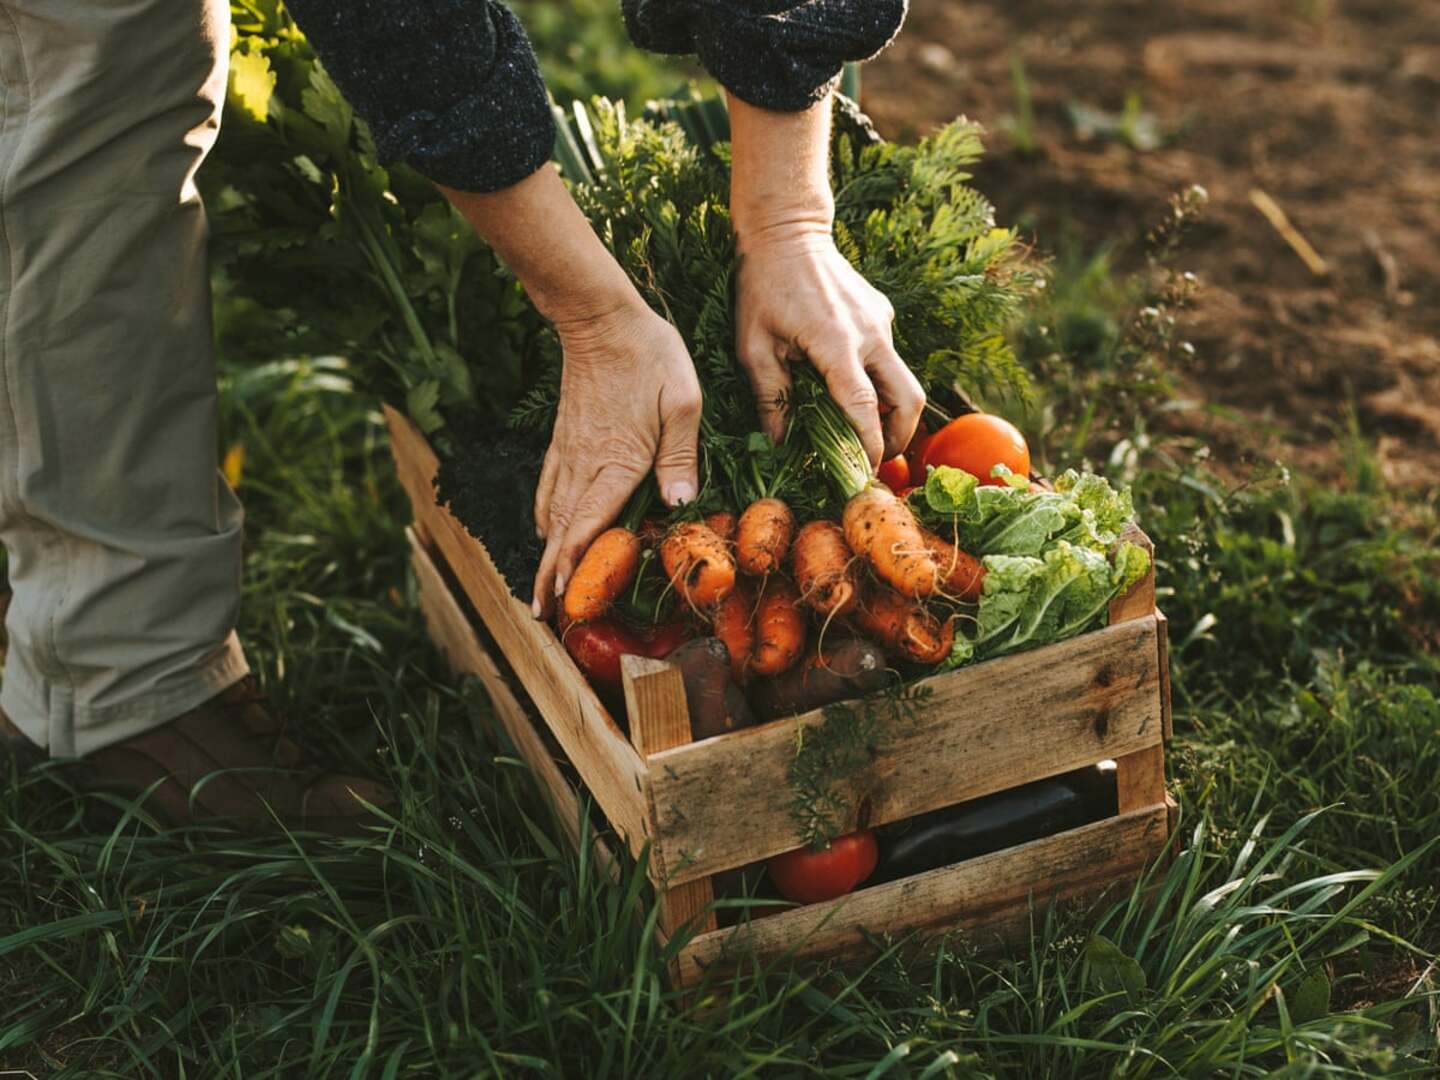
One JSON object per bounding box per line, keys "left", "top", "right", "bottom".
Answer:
{"left": 0, "top": 0, "right": 249, "bottom": 757}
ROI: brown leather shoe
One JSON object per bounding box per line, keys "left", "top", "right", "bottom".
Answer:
{"left": 4, "top": 676, "right": 394, "bottom": 836}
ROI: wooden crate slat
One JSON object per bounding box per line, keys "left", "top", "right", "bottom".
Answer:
{"left": 407, "top": 528, "right": 620, "bottom": 883}
{"left": 386, "top": 407, "right": 651, "bottom": 855}
{"left": 1116, "top": 744, "right": 1168, "bottom": 814}
{"left": 677, "top": 801, "right": 1171, "bottom": 983}
{"left": 1107, "top": 523, "right": 1156, "bottom": 625}
{"left": 1156, "top": 609, "right": 1173, "bottom": 742}
{"left": 622, "top": 655, "right": 718, "bottom": 939}
{"left": 649, "top": 615, "right": 1164, "bottom": 886}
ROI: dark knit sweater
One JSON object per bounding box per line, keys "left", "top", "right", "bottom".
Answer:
{"left": 283, "top": 1, "right": 907, "bottom": 193}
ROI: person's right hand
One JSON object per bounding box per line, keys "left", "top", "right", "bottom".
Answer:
{"left": 531, "top": 298, "right": 703, "bottom": 618}
{"left": 435, "top": 167, "right": 703, "bottom": 620}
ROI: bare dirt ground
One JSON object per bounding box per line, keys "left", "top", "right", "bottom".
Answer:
{"left": 867, "top": 0, "right": 1440, "bottom": 488}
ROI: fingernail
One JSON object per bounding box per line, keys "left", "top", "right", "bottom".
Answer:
{"left": 536, "top": 525, "right": 544, "bottom": 539}
{"left": 554, "top": 572, "right": 567, "bottom": 598}
{"left": 531, "top": 596, "right": 542, "bottom": 619}
{"left": 664, "top": 481, "right": 697, "bottom": 507}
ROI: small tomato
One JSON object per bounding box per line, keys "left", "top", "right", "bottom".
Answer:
{"left": 767, "top": 830, "right": 879, "bottom": 904}
{"left": 922, "top": 413, "right": 1031, "bottom": 486}
{"left": 877, "top": 455, "right": 910, "bottom": 491}
{"left": 563, "top": 619, "right": 645, "bottom": 687}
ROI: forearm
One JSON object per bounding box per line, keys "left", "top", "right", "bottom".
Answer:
{"left": 727, "top": 91, "right": 834, "bottom": 249}
{"left": 437, "top": 167, "right": 639, "bottom": 327}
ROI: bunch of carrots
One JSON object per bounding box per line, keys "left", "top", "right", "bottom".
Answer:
{"left": 568, "top": 482, "right": 983, "bottom": 662}
{"left": 557, "top": 385, "right": 996, "bottom": 724}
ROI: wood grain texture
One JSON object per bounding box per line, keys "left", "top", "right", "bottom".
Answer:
{"left": 1156, "top": 608, "right": 1173, "bottom": 742}
{"left": 1116, "top": 744, "right": 1168, "bottom": 814}
{"left": 676, "top": 802, "right": 1172, "bottom": 985}
{"left": 408, "top": 529, "right": 620, "bottom": 882}
{"left": 1108, "top": 523, "right": 1156, "bottom": 625}
{"left": 621, "top": 655, "right": 718, "bottom": 936}
{"left": 387, "top": 406, "right": 650, "bottom": 854}
{"left": 650, "top": 615, "right": 1165, "bottom": 886}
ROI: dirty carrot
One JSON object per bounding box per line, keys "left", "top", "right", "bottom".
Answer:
{"left": 842, "top": 485, "right": 939, "bottom": 599}
{"left": 791, "top": 520, "right": 860, "bottom": 617}
{"left": 851, "top": 584, "right": 955, "bottom": 665}
{"left": 712, "top": 579, "right": 756, "bottom": 683}
{"left": 704, "top": 510, "right": 738, "bottom": 544}
{"left": 562, "top": 527, "right": 642, "bottom": 623}
{"left": 751, "top": 575, "right": 807, "bottom": 677}
{"left": 736, "top": 497, "right": 796, "bottom": 576}
{"left": 920, "top": 528, "right": 986, "bottom": 602}
{"left": 660, "top": 521, "right": 736, "bottom": 608}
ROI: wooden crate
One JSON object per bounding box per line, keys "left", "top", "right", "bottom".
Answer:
{"left": 386, "top": 406, "right": 1176, "bottom": 987}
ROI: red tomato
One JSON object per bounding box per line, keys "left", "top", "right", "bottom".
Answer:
{"left": 922, "top": 413, "right": 1031, "bottom": 487}
{"left": 563, "top": 619, "right": 645, "bottom": 687}
{"left": 906, "top": 426, "right": 934, "bottom": 488}
{"left": 767, "top": 830, "right": 879, "bottom": 904}
{"left": 895, "top": 486, "right": 916, "bottom": 500}
{"left": 639, "top": 620, "right": 691, "bottom": 659}
{"left": 877, "top": 455, "right": 910, "bottom": 491}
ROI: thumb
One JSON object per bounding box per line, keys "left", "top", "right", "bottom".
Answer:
{"left": 653, "top": 377, "right": 703, "bottom": 506}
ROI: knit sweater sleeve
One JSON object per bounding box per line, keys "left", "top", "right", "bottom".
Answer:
{"left": 283, "top": 0, "right": 555, "bottom": 193}
{"left": 622, "top": 1, "right": 908, "bottom": 111}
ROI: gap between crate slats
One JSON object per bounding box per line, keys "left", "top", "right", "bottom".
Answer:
{"left": 676, "top": 800, "right": 1171, "bottom": 984}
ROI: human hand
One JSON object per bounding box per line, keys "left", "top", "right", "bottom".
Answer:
{"left": 435, "top": 167, "right": 703, "bottom": 618}
{"left": 531, "top": 298, "right": 703, "bottom": 617}
{"left": 734, "top": 228, "right": 923, "bottom": 465}
{"left": 727, "top": 92, "right": 923, "bottom": 466}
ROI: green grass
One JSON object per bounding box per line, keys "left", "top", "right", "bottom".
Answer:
{"left": 4, "top": 6, "right": 1439, "bottom": 1076}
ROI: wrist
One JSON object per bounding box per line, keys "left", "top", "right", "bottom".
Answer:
{"left": 727, "top": 91, "right": 835, "bottom": 253}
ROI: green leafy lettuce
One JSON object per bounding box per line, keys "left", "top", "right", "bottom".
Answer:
{"left": 915, "top": 465, "right": 1150, "bottom": 667}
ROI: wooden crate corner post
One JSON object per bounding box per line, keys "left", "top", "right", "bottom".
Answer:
{"left": 620, "top": 655, "right": 719, "bottom": 956}
{"left": 1108, "top": 526, "right": 1169, "bottom": 818}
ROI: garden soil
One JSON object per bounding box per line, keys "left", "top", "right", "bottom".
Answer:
{"left": 866, "top": 0, "right": 1440, "bottom": 489}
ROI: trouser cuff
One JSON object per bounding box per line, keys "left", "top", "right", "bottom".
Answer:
{"left": 0, "top": 631, "right": 251, "bottom": 758}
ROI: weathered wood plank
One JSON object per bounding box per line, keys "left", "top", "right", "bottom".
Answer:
{"left": 1107, "top": 523, "right": 1156, "bottom": 625}
{"left": 676, "top": 802, "right": 1171, "bottom": 985}
{"left": 408, "top": 528, "right": 620, "bottom": 883}
{"left": 386, "top": 406, "right": 650, "bottom": 854}
{"left": 622, "top": 655, "right": 718, "bottom": 937}
{"left": 1156, "top": 608, "right": 1172, "bottom": 742}
{"left": 650, "top": 615, "right": 1164, "bottom": 885}
{"left": 1116, "top": 744, "right": 1168, "bottom": 814}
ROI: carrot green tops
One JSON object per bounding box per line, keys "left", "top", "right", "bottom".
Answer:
{"left": 283, "top": 0, "right": 907, "bottom": 193}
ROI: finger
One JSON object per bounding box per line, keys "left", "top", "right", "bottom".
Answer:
{"left": 809, "top": 336, "right": 885, "bottom": 467}
{"left": 552, "top": 463, "right": 648, "bottom": 592}
{"left": 654, "top": 378, "right": 703, "bottom": 506}
{"left": 533, "top": 442, "right": 562, "bottom": 540}
{"left": 531, "top": 459, "right": 574, "bottom": 618}
{"left": 864, "top": 343, "right": 926, "bottom": 458}
{"left": 533, "top": 532, "right": 562, "bottom": 620}
{"left": 737, "top": 329, "right": 792, "bottom": 445}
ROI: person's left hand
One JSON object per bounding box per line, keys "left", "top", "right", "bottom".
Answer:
{"left": 734, "top": 226, "right": 924, "bottom": 467}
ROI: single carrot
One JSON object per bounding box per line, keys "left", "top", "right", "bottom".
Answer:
{"left": 705, "top": 510, "right": 738, "bottom": 544}
{"left": 791, "top": 520, "right": 860, "bottom": 617}
{"left": 920, "top": 528, "right": 986, "bottom": 602}
{"left": 712, "top": 579, "right": 756, "bottom": 683}
{"left": 562, "top": 527, "right": 642, "bottom": 624}
{"left": 660, "top": 522, "right": 736, "bottom": 609}
{"left": 842, "top": 485, "right": 939, "bottom": 599}
{"left": 736, "top": 497, "right": 796, "bottom": 577}
{"left": 851, "top": 585, "right": 955, "bottom": 665}
{"left": 751, "top": 575, "right": 807, "bottom": 677}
